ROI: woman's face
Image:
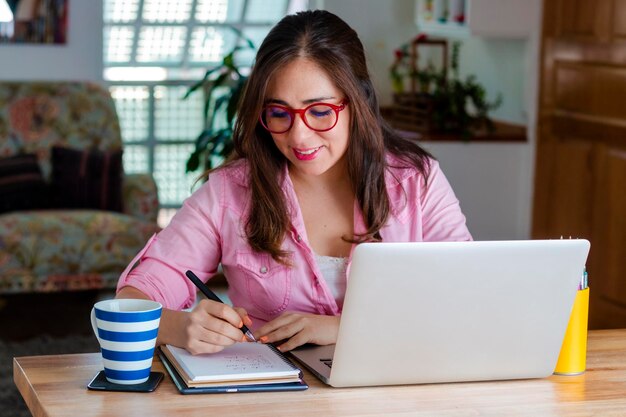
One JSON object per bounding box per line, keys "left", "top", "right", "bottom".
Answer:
{"left": 264, "top": 57, "right": 351, "bottom": 180}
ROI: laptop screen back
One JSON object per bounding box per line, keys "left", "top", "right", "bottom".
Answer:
{"left": 324, "top": 240, "right": 590, "bottom": 387}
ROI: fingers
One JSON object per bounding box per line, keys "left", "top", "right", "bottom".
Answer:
{"left": 234, "top": 307, "right": 253, "bottom": 328}
{"left": 255, "top": 313, "right": 310, "bottom": 351}
{"left": 276, "top": 331, "right": 309, "bottom": 352}
{"left": 261, "top": 319, "right": 302, "bottom": 345}
{"left": 183, "top": 300, "right": 245, "bottom": 354}
{"left": 200, "top": 299, "right": 244, "bottom": 330}
{"left": 185, "top": 327, "right": 238, "bottom": 355}
{"left": 254, "top": 312, "right": 298, "bottom": 342}
{"left": 255, "top": 313, "right": 341, "bottom": 352}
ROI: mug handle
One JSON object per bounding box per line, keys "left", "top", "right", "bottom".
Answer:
{"left": 90, "top": 307, "right": 102, "bottom": 345}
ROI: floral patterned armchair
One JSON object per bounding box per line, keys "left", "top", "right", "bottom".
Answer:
{"left": 0, "top": 82, "right": 160, "bottom": 294}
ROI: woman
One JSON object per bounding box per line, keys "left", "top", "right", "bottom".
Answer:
{"left": 116, "top": 10, "right": 471, "bottom": 355}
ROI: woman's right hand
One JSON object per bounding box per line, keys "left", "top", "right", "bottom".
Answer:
{"left": 117, "top": 286, "right": 251, "bottom": 355}
{"left": 173, "top": 300, "right": 252, "bottom": 355}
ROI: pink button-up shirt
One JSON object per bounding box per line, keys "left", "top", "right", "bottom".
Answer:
{"left": 117, "top": 155, "right": 472, "bottom": 328}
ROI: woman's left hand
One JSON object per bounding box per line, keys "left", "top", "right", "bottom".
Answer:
{"left": 254, "top": 313, "right": 340, "bottom": 352}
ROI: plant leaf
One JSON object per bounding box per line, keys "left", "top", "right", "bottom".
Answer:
{"left": 194, "top": 129, "right": 214, "bottom": 151}
{"left": 183, "top": 66, "right": 221, "bottom": 99}
{"left": 229, "top": 26, "right": 256, "bottom": 49}
{"left": 185, "top": 25, "right": 254, "bottom": 174}
{"left": 186, "top": 150, "right": 201, "bottom": 172}
{"left": 203, "top": 72, "right": 229, "bottom": 121}
{"left": 227, "top": 79, "right": 246, "bottom": 123}
{"left": 214, "top": 93, "right": 231, "bottom": 113}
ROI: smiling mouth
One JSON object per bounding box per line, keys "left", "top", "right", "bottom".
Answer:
{"left": 295, "top": 146, "right": 322, "bottom": 156}
{"left": 293, "top": 146, "right": 322, "bottom": 161}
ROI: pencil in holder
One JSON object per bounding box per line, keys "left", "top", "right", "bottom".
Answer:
{"left": 554, "top": 287, "right": 589, "bottom": 375}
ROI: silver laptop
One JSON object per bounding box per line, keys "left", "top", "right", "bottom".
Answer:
{"left": 290, "top": 240, "right": 590, "bottom": 387}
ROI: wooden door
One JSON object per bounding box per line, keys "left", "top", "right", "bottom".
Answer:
{"left": 533, "top": 0, "right": 626, "bottom": 328}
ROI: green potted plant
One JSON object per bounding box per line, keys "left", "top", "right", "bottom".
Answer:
{"left": 431, "top": 42, "right": 502, "bottom": 138}
{"left": 389, "top": 49, "right": 408, "bottom": 95}
{"left": 388, "top": 38, "right": 501, "bottom": 138}
{"left": 184, "top": 30, "right": 255, "bottom": 173}
{"left": 411, "top": 62, "right": 438, "bottom": 94}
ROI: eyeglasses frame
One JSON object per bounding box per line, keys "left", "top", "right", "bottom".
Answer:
{"left": 259, "top": 100, "right": 349, "bottom": 134}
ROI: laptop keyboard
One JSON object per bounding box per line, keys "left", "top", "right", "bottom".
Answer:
{"left": 320, "top": 359, "right": 333, "bottom": 368}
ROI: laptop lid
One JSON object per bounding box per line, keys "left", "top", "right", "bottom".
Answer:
{"left": 291, "top": 240, "right": 590, "bottom": 388}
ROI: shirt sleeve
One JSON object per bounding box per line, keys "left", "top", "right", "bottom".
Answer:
{"left": 116, "top": 173, "right": 224, "bottom": 310}
{"left": 420, "top": 160, "right": 473, "bottom": 242}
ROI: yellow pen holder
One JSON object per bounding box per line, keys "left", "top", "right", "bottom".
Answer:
{"left": 554, "top": 287, "right": 589, "bottom": 375}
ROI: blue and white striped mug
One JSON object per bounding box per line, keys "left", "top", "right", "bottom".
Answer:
{"left": 90, "top": 299, "right": 162, "bottom": 385}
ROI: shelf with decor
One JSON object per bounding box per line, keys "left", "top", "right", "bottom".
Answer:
{"left": 415, "top": 0, "right": 539, "bottom": 39}
{"left": 416, "top": 0, "right": 469, "bottom": 38}
{"left": 381, "top": 106, "right": 527, "bottom": 143}
{"left": 386, "top": 34, "right": 526, "bottom": 143}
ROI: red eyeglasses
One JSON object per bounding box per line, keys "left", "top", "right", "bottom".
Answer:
{"left": 259, "top": 100, "right": 349, "bottom": 134}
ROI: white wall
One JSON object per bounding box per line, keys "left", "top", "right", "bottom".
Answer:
{"left": 422, "top": 142, "right": 534, "bottom": 240}
{"left": 314, "top": 0, "right": 417, "bottom": 107}
{"left": 322, "top": 0, "right": 541, "bottom": 240}
{"left": 0, "top": 0, "right": 103, "bottom": 82}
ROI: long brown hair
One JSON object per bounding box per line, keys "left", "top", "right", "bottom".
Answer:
{"left": 230, "top": 10, "right": 432, "bottom": 263}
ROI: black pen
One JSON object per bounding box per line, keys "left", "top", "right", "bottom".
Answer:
{"left": 185, "top": 270, "right": 257, "bottom": 342}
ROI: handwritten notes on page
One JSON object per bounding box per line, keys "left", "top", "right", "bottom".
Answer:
{"left": 162, "top": 343, "right": 300, "bottom": 383}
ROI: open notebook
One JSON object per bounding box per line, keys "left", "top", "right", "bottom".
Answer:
{"left": 159, "top": 343, "right": 308, "bottom": 394}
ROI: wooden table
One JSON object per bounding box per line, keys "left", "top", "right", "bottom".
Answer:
{"left": 14, "top": 330, "right": 626, "bottom": 417}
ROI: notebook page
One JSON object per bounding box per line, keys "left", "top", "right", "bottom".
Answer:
{"left": 163, "top": 343, "right": 300, "bottom": 382}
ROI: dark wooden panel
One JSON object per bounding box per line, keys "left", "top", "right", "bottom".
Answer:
{"left": 550, "top": 39, "right": 626, "bottom": 64}
{"left": 588, "top": 146, "right": 626, "bottom": 328}
{"left": 544, "top": 140, "right": 594, "bottom": 239}
{"left": 531, "top": 132, "right": 556, "bottom": 239}
{"left": 557, "top": 0, "right": 597, "bottom": 37}
{"left": 554, "top": 64, "right": 592, "bottom": 112}
{"left": 553, "top": 63, "right": 626, "bottom": 122}
{"left": 535, "top": 0, "right": 626, "bottom": 328}
{"left": 594, "top": 67, "right": 626, "bottom": 118}
{"left": 614, "top": 0, "right": 626, "bottom": 38}
{"left": 556, "top": 0, "right": 612, "bottom": 40}
{"left": 551, "top": 113, "right": 626, "bottom": 145}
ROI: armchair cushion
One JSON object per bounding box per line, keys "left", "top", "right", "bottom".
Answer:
{"left": 0, "top": 153, "right": 48, "bottom": 213}
{"left": 122, "top": 173, "right": 159, "bottom": 224}
{"left": 0, "top": 210, "right": 159, "bottom": 293}
{"left": 50, "top": 146, "right": 123, "bottom": 212}
{"left": 0, "top": 83, "right": 122, "bottom": 179}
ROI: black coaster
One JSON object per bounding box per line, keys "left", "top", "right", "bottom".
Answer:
{"left": 87, "top": 371, "right": 164, "bottom": 392}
